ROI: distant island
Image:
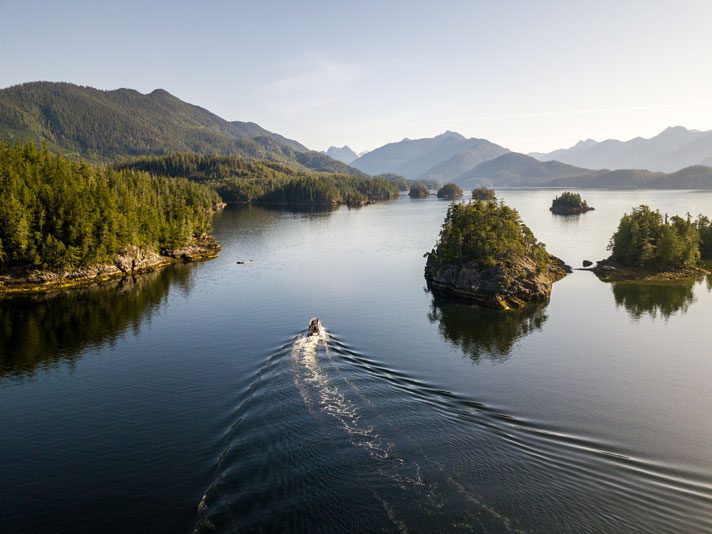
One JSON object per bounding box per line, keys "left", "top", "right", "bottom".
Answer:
{"left": 550, "top": 192, "right": 594, "bottom": 214}
{"left": 588, "top": 205, "right": 712, "bottom": 281}
{"left": 409, "top": 183, "right": 430, "bottom": 198}
{"left": 0, "top": 144, "right": 222, "bottom": 293}
{"left": 436, "top": 183, "right": 464, "bottom": 199}
{"left": 472, "top": 187, "right": 496, "bottom": 201}
{"left": 425, "top": 198, "right": 570, "bottom": 309}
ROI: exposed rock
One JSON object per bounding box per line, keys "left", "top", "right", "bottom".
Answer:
{"left": 588, "top": 257, "right": 710, "bottom": 282}
{"left": 114, "top": 246, "right": 167, "bottom": 273}
{"left": 162, "top": 235, "right": 221, "bottom": 262}
{"left": 549, "top": 205, "right": 595, "bottom": 215}
{"left": 1, "top": 236, "right": 221, "bottom": 295}
{"left": 425, "top": 254, "right": 571, "bottom": 310}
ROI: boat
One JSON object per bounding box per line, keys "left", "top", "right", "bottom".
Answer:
{"left": 307, "top": 318, "right": 321, "bottom": 336}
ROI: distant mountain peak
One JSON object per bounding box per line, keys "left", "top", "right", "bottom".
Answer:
{"left": 350, "top": 131, "right": 507, "bottom": 178}
{"left": 325, "top": 145, "right": 358, "bottom": 164}
{"left": 436, "top": 130, "right": 465, "bottom": 140}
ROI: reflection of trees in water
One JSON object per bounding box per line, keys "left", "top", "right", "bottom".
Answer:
{"left": 611, "top": 279, "right": 698, "bottom": 320}
{"left": 428, "top": 296, "right": 548, "bottom": 363}
{"left": 0, "top": 266, "right": 194, "bottom": 379}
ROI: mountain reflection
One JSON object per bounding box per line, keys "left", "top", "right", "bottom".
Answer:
{"left": 427, "top": 296, "right": 548, "bottom": 362}
{"left": 0, "top": 266, "right": 193, "bottom": 379}
{"left": 611, "top": 278, "right": 700, "bottom": 320}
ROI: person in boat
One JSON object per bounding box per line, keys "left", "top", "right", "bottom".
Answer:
{"left": 308, "top": 318, "right": 321, "bottom": 336}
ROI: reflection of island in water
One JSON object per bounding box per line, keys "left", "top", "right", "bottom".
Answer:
{"left": 0, "top": 266, "right": 194, "bottom": 379}
{"left": 610, "top": 278, "right": 702, "bottom": 320}
{"left": 428, "top": 296, "right": 548, "bottom": 362}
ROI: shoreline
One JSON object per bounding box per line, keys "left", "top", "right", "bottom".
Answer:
{"left": 0, "top": 236, "right": 221, "bottom": 295}
{"left": 580, "top": 258, "right": 711, "bottom": 282}
{"left": 550, "top": 206, "right": 595, "bottom": 215}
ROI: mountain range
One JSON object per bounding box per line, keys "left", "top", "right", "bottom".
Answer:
{"left": 454, "top": 152, "right": 712, "bottom": 190}
{"left": 2, "top": 81, "right": 712, "bottom": 189}
{"left": 0, "top": 81, "right": 362, "bottom": 175}
{"left": 530, "top": 126, "right": 712, "bottom": 172}
{"left": 350, "top": 131, "right": 509, "bottom": 180}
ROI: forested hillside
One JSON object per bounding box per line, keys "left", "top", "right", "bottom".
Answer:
{"left": 0, "top": 143, "right": 220, "bottom": 270}
{"left": 117, "top": 153, "right": 399, "bottom": 205}
{"left": 0, "top": 82, "right": 357, "bottom": 176}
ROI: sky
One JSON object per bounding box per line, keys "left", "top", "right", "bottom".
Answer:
{"left": 1, "top": 0, "right": 712, "bottom": 154}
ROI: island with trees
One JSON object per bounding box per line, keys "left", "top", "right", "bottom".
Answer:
{"left": 436, "top": 183, "right": 464, "bottom": 199}
{"left": 472, "top": 187, "right": 496, "bottom": 201}
{"left": 424, "top": 199, "right": 571, "bottom": 309}
{"left": 549, "top": 191, "right": 594, "bottom": 214}
{"left": 0, "top": 143, "right": 223, "bottom": 293}
{"left": 589, "top": 205, "right": 711, "bottom": 281}
{"left": 409, "top": 182, "right": 430, "bottom": 198}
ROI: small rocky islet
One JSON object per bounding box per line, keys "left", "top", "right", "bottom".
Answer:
{"left": 424, "top": 198, "right": 571, "bottom": 310}
{"left": 549, "top": 191, "right": 594, "bottom": 215}
{"left": 582, "top": 205, "right": 712, "bottom": 282}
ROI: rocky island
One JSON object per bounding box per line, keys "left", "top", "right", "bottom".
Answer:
{"left": 550, "top": 191, "right": 594, "bottom": 214}
{"left": 425, "top": 199, "right": 571, "bottom": 309}
{"left": 436, "top": 183, "right": 464, "bottom": 200}
{"left": 587, "top": 205, "right": 711, "bottom": 281}
{"left": 409, "top": 182, "right": 430, "bottom": 198}
{"left": 471, "top": 186, "right": 496, "bottom": 201}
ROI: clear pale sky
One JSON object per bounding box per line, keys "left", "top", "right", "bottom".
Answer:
{"left": 2, "top": 0, "right": 712, "bottom": 153}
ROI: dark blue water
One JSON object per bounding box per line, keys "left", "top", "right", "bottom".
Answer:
{"left": 2, "top": 191, "right": 712, "bottom": 532}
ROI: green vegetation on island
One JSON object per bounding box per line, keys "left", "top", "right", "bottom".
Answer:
{"left": 409, "top": 182, "right": 430, "bottom": 198}
{"left": 436, "top": 183, "right": 464, "bottom": 199}
{"left": 550, "top": 191, "right": 594, "bottom": 214}
{"left": 425, "top": 199, "right": 570, "bottom": 309}
{"left": 117, "top": 153, "right": 399, "bottom": 206}
{"left": 593, "top": 205, "right": 712, "bottom": 280}
{"left": 696, "top": 215, "right": 712, "bottom": 259}
{"left": 0, "top": 143, "right": 220, "bottom": 275}
{"left": 471, "top": 186, "right": 496, "bottom": 201}
{"left": 609, "top": 206, "right": 700, "bottom": 270}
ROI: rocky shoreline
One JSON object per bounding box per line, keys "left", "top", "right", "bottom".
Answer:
{"left": 580, "top": 257, "right": 710, "bottom": 282}
{"left": 425, "top": 253, "right": 571, "bottom": 310}
{"left": 0, "top": 235, "right": 221, "bottom": 295}
{"left": 550, "top": 205, "right": 595, "bottom": 215}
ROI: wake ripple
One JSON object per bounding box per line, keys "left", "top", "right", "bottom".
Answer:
{"left": 194, "top": 326, "right": 712, "bottom": 533}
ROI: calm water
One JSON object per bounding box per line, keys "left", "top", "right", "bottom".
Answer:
{"left": 2, "top": 190, "right": 712, "bottom": 533}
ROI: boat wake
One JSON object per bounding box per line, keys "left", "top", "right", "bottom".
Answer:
{"left": 194, "top": 323, "right": 712, "bottom": 533}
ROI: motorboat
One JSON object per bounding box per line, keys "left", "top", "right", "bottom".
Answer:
{"left": 307, "top": 318, "right": 321, "bottom": 336}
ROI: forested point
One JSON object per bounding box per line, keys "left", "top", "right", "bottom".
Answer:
{"left": 437, "top": 183, "right": 464, "bottom": 199}
{"left": 472, "top": 187, "right": 496, "bottom": 201}
{"left": 117, "top": 153, "right": 400, "bottom": 205}
{"left": 409, "top": 182, "right": 430, "bottom": 198}
{"left": 608, "top": 205, "right": 711, "bottom": 270}
{"left": 0, "top": 143, "right": 220, "bottom": 270}
{"left": 428, "top": 199, "right": 551, "bottom": 271}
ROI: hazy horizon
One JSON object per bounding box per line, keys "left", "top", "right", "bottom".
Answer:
{"left": 2, "top": 0, "right": 711, "bottom": 154}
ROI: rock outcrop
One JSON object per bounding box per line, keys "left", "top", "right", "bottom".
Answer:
{"left": 0, "top": 236, "right": 222, "bottom": 294}
{"left": 425, "top": 254, "right": 571, "bottom": 310}
{"left": 582, "top": 257, "right": 710, "bottom": 282}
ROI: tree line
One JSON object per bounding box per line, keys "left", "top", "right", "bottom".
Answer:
{"left": 116, "top": 153, "right": 400, "bottom": 205}
{"left": 0, "top": 143, "right": 220, "bottom": 270}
